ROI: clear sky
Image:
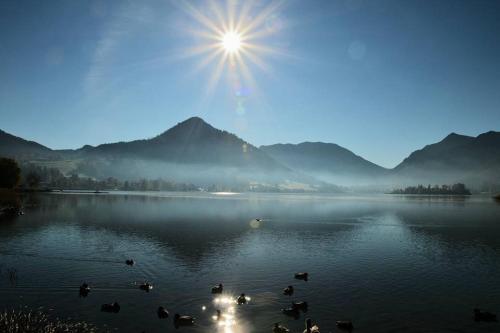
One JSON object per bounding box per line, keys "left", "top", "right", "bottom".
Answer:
{"left": 1, "top": 0, "right": 499, "bottom": 168}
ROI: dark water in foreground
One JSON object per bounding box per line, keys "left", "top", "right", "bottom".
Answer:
{"left": 0, "top": 192, "right": 499, "bottom": 332}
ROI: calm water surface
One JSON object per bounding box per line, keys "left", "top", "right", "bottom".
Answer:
{"left": 0, "top": 192, "right": 499, "bottom": 332}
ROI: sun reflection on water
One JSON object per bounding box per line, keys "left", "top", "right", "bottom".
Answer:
{"left": 211, "top": 294, "right": 251, "bottom": 333}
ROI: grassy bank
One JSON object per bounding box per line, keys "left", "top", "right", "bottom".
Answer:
{"left": 0, "top": 308, "right": 98, "bottom": 333}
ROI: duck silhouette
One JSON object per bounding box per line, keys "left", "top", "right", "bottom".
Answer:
{"left": 273, "top": 322, "right": 290, "bottom": 333}
{"left": 292, "top": 301, "right": 308, "bottom": 312}
{"left": 211, "top": 283, "right": 223, "bottom": 294}
{"left": 237, "top": 293, "right": 247, "bottom": 305}
{"left": 174, "top": 313, "right": 194, "bottom": 327}
{"left": 336, "top": 320, "right": 354, "bottom": 331}
{"left": 474, "top": 308, "right": 497, "bottom": 322}
{"left": 283, "top": 285, "right": 294, "bottom": 296}
{"left": 282, "top": 306, "right": 300, "bottom": 319}
{"left": 295, "top": 272, "right": 308, "bottom": 281}
{"left": 157, "top": 306, "right": 169, "bottom": 319}
{"left": 139, "top": 282, "right": 153, "bottom": 292}
{"left": 101, "top": 302, "right": 120, "bottom": 313}
{"left": 79, "top": 283, "right": 90, "bottom": 297}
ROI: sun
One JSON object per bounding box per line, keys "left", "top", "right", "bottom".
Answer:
{"left": 176, "top": 0, "right": 288, "bottom": 106}
{"left": 221, "top": 31, "right": 241, "bottom": 54}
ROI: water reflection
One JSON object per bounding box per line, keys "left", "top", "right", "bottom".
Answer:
{"left": 0, "top": 192, "right": 499, "bottom": 332}
{"left": 212, "top": 295, "right": 239, "bottom": 332}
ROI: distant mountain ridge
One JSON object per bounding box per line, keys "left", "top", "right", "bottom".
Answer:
{"left": 65, "top": 117, "right": 300, "bottom": 185}
{"left": 260, "top": 142, "right": 388, "bottom": 186}
{"left": 0, "top": 129, "right": 56, "bottom": 160}
{"left": 0, "top": 118, "right": 499, "bottom": 189}
{"left": 77, "top": 117, "right": 283, "bottom": 169}
{"left": 394, "top": 131, "right": 500, "bottom": 185}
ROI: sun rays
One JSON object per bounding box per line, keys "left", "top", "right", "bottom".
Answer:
{"left": 176, "top": 0, "right": 286, "bottom": 109}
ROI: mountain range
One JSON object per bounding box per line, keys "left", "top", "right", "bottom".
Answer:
{"left": 393, "top": 131, "right": 500, "bottom": 185}
{"left": 260, "top": 142, "right": 389, "bottom": 186}
{"left": 1, "top": 117, "right": 499, "bottom": 190}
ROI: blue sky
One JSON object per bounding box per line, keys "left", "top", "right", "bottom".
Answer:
{"left": 1, "top": 0, "right": 499, "bottom": 168}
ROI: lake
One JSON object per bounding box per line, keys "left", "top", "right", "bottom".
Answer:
{"left": 1, "top": 192, "right": 499, "bottom": 332}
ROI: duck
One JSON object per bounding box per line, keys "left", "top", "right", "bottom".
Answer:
{"left": 336, "top": 320, "right": 354, "bottom": 331}
{"left": 237, "top": 293, "right": 247, "bottom": 305}
{"left": 212, "top": 283, "right": 223, "bottom": 294}
{"left": 157, "top": 306, "right": 169, "bottom": 319}
{"left": 292, "top": 301, "right": 308, "bottom": 312}
{"left": 174, "top": 314, "right": 194, "bottom": 326}
{"left": 101, "top": 302, "right": 120, "bottom": 313}
{"left": 273, "top": 322, "right": 290, "bottom": 333}
{"left": 283, "top": 285, "right": 294, "bottom": 296}
{"left": 303, "top": 318, "right": 320, "bottom": 333}
{"left": 295, "top": 272, "right": 308, "bottom": 281}
{"left": 125, "top": 259, "right": 135, "bottom": 266}
{"left": 281, "top": 306, "right": 300, "bottom": 319}
{"left": 474, "top": 308, "right": 497, "bottom": 322}
{"left": 256, "top": 218, "right": 262, "bottom": 222}
{"left": 139, "top": 282, "right": 153, "bottom": 292}
{"left": 79, "top": 283, "right": 90, "bottom": 297}
{"left": 2, "top": 207, "right": 18, "bottom": 217}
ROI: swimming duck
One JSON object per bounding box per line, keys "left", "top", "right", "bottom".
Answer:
{"left": 303, "top": 318, "right": 320, "bottom": 333}
{"left": 157, "top": 306, "right": 169, "bottom": 319}
{"left": 256, "top": 218, "right": 262, "bottom": 222}
{"left": 283, "top": 285, "right": 294, "bottom": 296}
{"left": 295, "top": 272, "right": 308, "bottom": 281}
{"left": 2, "top": 207, "right": 18, "bottom": 217}
{"left": 292, "top": 301, "right": 308, "bottom": 312}
{"left": 281, "top": 306, "right": 300, "bottom": 319}
{"left": 79, "top": 283, "right": 90, "bottom": 297}
{"left": 139, "top": 282, "right": 153, "bottom": 292}
{"left": 101, "top": 302, "right": 120, "bottom": 313}
{"left": 336, "top": 320, "right": 354, "bottom": 331}
{"left": 125, "top": 259, "right": 135, "bottom": 266}
{"left": 474, "top": 308, "right": 497, "bottom": 322}
{"left": 212, "top": 283, "right": 223, "bottom": 294}
{"left": 273, "top": 322, "right": 290, "bottom": 333}
{"left": 174, "top": 314, "right": 194, "bottom": 326}
{"left": 237, "top": 293, "right": 247, "bottom": 305}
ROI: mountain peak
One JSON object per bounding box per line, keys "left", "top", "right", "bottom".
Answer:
{"left": 443, "top": 132, "right": 467, "bottom": 140}
{"left": 168, "top": 116, "right": 214, "bottom": 132}
{"left": 154, "top": 116, "right": 218, "bottom": 141}
{"left": 177, "top": 116, "right": 209, "bottom": 127}
{"left": 439, "top": 132, "right": 473, "bottom": 146}
{"left": 182, "top": 116, "right": 205, "bottom": 123}
{"left": 476, "top": 130, "right": 499, "bottom": 138}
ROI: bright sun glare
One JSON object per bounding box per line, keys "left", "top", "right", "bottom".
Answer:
{"left": 222, "top": 31, "right": 241, "bottom": 53}
{"left": 177, "top": 0, "right": 287, "bottom": 101}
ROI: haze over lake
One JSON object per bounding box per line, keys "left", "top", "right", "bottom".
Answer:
{"left": 1, "top": 192, "right": 499, "bottom": 332}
